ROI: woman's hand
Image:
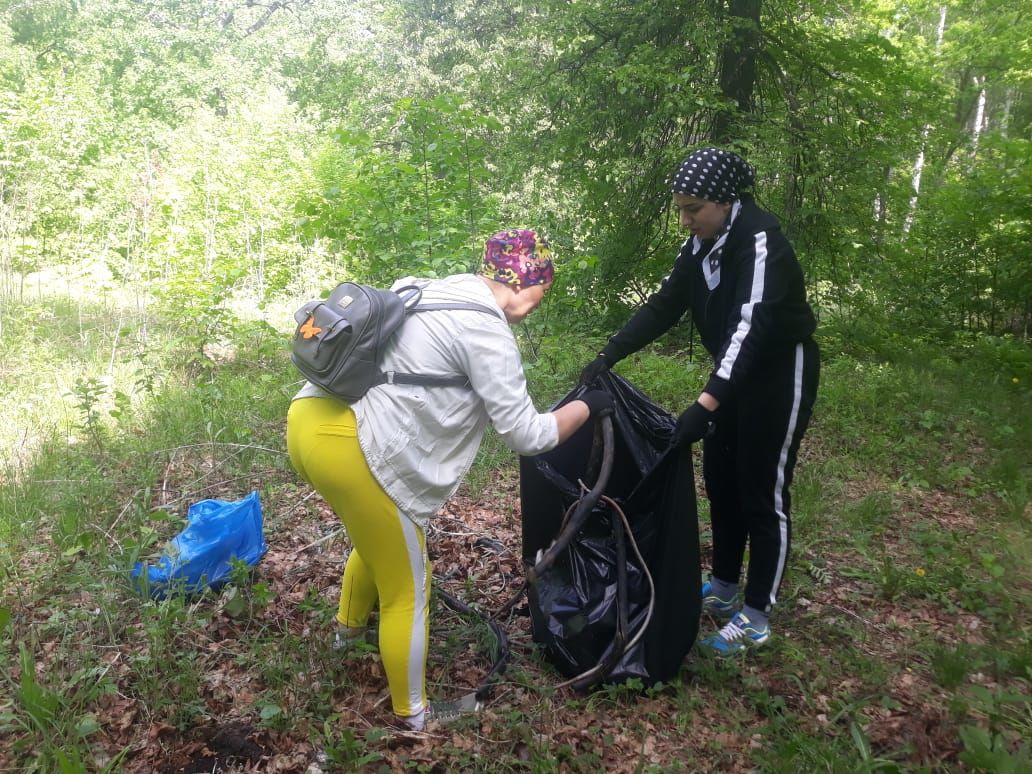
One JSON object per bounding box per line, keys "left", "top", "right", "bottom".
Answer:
{"left": 673, "top": 401, "right": 715, "bottom": 446}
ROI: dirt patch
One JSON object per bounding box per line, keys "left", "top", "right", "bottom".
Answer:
{"left": 158, "top": 722, "right": 266, "bottom": 774}
{"left": 866, "top": 705, "right": 963, "bottom": 767}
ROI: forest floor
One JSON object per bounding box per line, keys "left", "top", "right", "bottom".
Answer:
{"left": 1, "top": 294, "right": 1028, "bottom": 771}
{"left": 4, "top": 441, "right": 1027, "bottom": 773}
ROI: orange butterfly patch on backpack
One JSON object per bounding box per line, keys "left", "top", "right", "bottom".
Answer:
{"left": 299, "top": 316, "right": 322, "bottom": 340}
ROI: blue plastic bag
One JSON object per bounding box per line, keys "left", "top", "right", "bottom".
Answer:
{"left": 132, "top": 491, "right": 268, "bottom": 599}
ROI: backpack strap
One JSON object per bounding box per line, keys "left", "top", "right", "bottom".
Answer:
{"left": 394, "top": 281, "right": 499, "bottom": 319}
{"left": 374, "top": 371, "right": 474, "bottom": 389}
{"left": 410, "top": 301, "right": 501, "bottom": 318}
{"left": 375, "top": 300, "right": 501, "bottom": 389}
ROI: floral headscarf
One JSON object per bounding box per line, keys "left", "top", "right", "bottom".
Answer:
{"left": 480, "top": 229, "right": 554, "bottom": 288}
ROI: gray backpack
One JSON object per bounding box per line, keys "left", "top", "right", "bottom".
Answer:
{"left": 291, "top": 282, "right": 498, "bottom": 403}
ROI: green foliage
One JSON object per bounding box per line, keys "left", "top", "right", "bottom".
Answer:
{"left": 931, "top": 642, "right": 988, "bottom": 689}
{"left": 1, "top": 0, "right": 1030, "bottom": 769}
{"left": 902, "top": 135, "right": 1031, "bottom": 337}
{"left": 7, "top": 640, "right": 127, "bottom": 772}
{"left": 298, "top": 94, "right": 504, "bottom": 282}
{"left": 70, "top": 376, "right": 108, "bottom": 447}
{"left": 4, "top": 0, "right": 1029, "bottom": 342}
{"left": 960, "top": 722, "right": 1030, "bottom": 772}
{"left": 318, "top": 722, "right": 385, "bottom": 767}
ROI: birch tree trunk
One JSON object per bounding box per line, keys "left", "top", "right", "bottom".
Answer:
{"left": 905, "top": 5, "right": 947, "bottom": 233}
{"left": 972, "top": 75, "right": 987, "bottom": 149}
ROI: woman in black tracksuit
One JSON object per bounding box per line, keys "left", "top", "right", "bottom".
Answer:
{"left": 580, "top": 147, "right": 819, "bottom": 655}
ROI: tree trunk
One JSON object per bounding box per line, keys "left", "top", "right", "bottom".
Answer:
{"left": 905, "top": 5, "right": 947, "bottom": 233}
{"left": 711, "top": 0, "right": 762, "bottom": 144}
{"left": 1001, "top": 88, "right": 1014, "bottom": 137}
{"left": 972, "top": 75, "right": 987, "bottom": 150}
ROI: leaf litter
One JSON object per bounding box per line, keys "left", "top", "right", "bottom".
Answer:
{"left": 1, "top": 452, "right": 1028, "bottom": 772}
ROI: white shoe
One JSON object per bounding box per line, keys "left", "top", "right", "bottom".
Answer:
{"left": 332, "top": 625, "right": 376, "bottom": 651}
{"left": 399, "top": 693, "right": 483, "bottom": 731}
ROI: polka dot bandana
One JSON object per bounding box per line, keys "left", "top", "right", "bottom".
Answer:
{"left": 480, "top": 229, "right": 554, "bottom": 288}
{"left": 671, "top": 147, "right": 756, "bottom": 203}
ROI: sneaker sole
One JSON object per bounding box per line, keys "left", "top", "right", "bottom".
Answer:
{"left": 699, "top": 633, "right": 770, "bottom": 657}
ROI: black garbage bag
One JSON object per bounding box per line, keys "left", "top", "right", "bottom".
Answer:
{"left": 520, "top": 372, "right": 700, "bottom": 686}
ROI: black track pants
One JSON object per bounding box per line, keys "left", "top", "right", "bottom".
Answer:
{"left": 703, "top": 339, "right": 820, "bottom": 614}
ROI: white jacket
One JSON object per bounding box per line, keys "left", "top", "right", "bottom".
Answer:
{"left": 293, "top": 273, "right": 559, "bottom": 525}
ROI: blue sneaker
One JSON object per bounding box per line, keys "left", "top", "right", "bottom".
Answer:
{"left": 701, "top": 581, "right": 736, "bottom": 619}
{"left": 699, "top": 612, "right": 770, "bottom": 656}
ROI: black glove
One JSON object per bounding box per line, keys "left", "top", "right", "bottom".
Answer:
{"left": 580, "top": 389, "right": 615, "bottom": 418}
{"left": 673, "top": 402, "right": 714, "bottom": 446}
{"left": 579, "top": 355, "right": 611, "bottom": 386}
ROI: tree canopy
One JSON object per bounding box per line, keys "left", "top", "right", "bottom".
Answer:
{"left": 0, "top": 0, "right": 1028, "bottom": 340}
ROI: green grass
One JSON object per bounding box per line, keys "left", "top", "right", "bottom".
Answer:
{"left": 1, "top": 289, "right": 1029, "bottom": 771}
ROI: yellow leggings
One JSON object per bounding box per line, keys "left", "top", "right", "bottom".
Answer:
{"left": 286, "top": 397, "right": 429, "bottom": 719}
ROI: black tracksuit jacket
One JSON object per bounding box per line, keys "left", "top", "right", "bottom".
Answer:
{"left": 601, "top": 194, "right": 816, "bottom": 400}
